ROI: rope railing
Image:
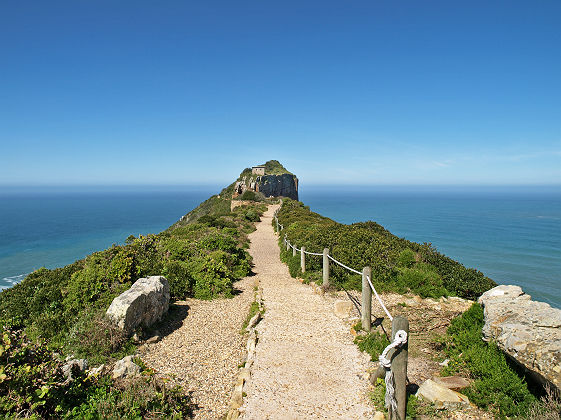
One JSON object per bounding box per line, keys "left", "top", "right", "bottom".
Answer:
{"left": 366, "top": 274, "right": 393, "bottom": 322}
{"left": 303, "top": 250, "right": 323, "bottom": 256}
{"left": 326, "top": 254, "right": 362, "bottom": 275}
{"left": 275, "top": 210, "right": 391, "bottom": 319}
{"left": 273, "top": 205, "right": 409, "bottom": 419}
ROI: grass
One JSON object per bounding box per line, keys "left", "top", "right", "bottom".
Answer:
{"left": 370, "top": 377, "right": 440, "bottom": 419}
{"left": 241, "top": 287, "right": 264, "bottom": 333}
{"left": 442, "top": 303, "right": 537, "bottom": 418}
{"left": 354, "top": 330, "right": 390, "bottom": 361}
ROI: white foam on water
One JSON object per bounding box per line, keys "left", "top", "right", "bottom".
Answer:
{"left": 0, "top": 273, "right": 27, "bottom": 290}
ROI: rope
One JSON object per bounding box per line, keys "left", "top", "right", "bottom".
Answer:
{"left": 277, "top": 206, "right": 401, "bottom": 415}
{"left": 366, "top": 274, "right": 393, "bottom": 322}
{"left": 379, "top": 330, "right": 408, "bottom": 414}
{"left": 303, "top": 250, "right": 323, "bottom": 256}
{"left": 327, "top": 255, "right": 362, "bottom": 275}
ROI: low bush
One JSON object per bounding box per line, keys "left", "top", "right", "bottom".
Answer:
{"left": 442, "top": 303, "right": 536, "bottom": 417}
{"left": 0, "top": 195, "right": 266, "bottom": 363}
{"left": 0, "top": 174, "right": 270, "bottom": 415}
{"left": 354, "top": 330, "right": 390, "bottom": 361}
{"left": 239, "top": 190, "right": 257, "bottom": 201}
{"left": 0, "top": 328, "right": 192, "bottom": 418}
{"left": 276, "top": 199, "right": 495, "bottom": 299}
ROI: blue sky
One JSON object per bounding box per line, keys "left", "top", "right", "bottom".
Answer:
{"left": 1, "top": 1, "right": 560, "bottom": 186}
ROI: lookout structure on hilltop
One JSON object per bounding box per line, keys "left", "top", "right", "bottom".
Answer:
{"left": 233, "top": 160, "right": 299, "bottom": 201}
{"left": 252, "top": 166, "right": 265, "bottom": 176}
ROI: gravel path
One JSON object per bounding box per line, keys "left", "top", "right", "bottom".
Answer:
{"left": 241, "top": 205, "right": 374, "bottom": 419}
{"left": 140, "top": 232, "right": 260, "bottom": 419}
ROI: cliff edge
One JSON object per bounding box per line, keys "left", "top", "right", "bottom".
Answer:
{"left": 233, "top": 160, "right": 298, "bottom": 200}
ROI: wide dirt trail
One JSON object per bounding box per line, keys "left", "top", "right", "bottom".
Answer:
{"left": 241, "top": 205, "right": 373, "bottom": 419}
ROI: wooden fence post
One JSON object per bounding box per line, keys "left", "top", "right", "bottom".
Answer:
{"left": 276, "top": 219, "right": 279, "bottom": 232}
{"left": 390, "top": 316, "right": 409, "bottom": 420}
{"left": 361, "top": 266, "right": 372, "bottom": 332}
{"left": 285, "top": 237, "right": 289, "bottom": 251}
{"left": 322, "top": 248, "right": 330, "bottom": 287}
{"left": 293, "top": 245, "right": 297, "bottom": 257}
{"left": 301, "top": 246, "right": 306, "bottom": 273}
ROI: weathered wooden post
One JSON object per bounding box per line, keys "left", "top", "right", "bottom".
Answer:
{"left": 322, "top": 248, "right": 330, "bottom": 287}
{"left": 361, "top": 266, "right": 372, "bottom": 332}
{"left": 391, "top": 316, "right": 409, "bottom": 420}
{"left": 301, "top": 246, "right": 306, "bottom": 273}
{"left": 285, "top": 236, "right": 289, "bottom": 251}
{"left": 276, "top": 218, "right": 279, "bottom": 232}
{"left": 292, "top": 245, "right": 297, "bottom": 257}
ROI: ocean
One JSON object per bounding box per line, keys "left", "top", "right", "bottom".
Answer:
{"left": 0, "top": 186, "right": 218, "bottom": 290}
{"left": 300, "top": 185, "right": 561, "bottom": 309}
{"left": 1, "top": 185, "right": 560, "bottom": 309}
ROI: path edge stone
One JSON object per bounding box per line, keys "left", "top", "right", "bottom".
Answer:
{"left": 226, "top": 287, "right": 264, "bottom": 420}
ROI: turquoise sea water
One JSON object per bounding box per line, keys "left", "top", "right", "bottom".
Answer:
{"left": 300, "top": 186, "right": 561, "bottom": 309}
{"left": 0, "top": 186, "right": 217, "bottom": 290}
{"left": 1, "top": 185, "right": 560, "bottom": 309}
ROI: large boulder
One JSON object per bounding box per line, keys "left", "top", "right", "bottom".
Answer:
{"left": 478, "top": 285, "right": 561, "bottom": 392}
{"left": 106, "top": 276, "right": 170, "bottom": 336}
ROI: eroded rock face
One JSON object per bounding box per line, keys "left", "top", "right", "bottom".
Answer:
{"left": 478, "top": 285, "right": 561, "bottom": 392}
{"left": 234, "top": 174, "right": 299, "bottom": 200}
{"left": 106, "top": 276, "right": 170, "bottom": 336}
{"left": 256, "top": 174, "right": 298, "bottom": 200}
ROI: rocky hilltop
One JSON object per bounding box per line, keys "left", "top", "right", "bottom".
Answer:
{"left": 233, "top": 160, "right": 298, "bottom": 201}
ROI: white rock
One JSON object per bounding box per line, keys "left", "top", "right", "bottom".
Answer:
{"left": 62, "top": 358, "right": 88, "bottom": 381}
{"left": 478, "top": 284, "right": 561, "bottom": 392}
{"left": 112, "top": 355, "right": 141, "bottom": 380}
{"left": 416, "top": 379, "right": 470, "bottom": 410}
{"left": 106, "top": 276, "right": 170, "bottom": 336}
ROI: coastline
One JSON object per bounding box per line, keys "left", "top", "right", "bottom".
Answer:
{"left": 1, "top": 186, "right": 559, "bottom": 307}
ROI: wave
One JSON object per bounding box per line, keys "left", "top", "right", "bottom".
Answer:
{"left": 0, "top": 273, "right": 27, "bottom": 290}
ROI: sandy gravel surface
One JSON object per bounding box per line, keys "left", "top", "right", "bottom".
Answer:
{"left": 241, "top": 205, "right": 374, "bottom": 419}
{"left": 140, "top": 228, "right": 263, "bottom": 419}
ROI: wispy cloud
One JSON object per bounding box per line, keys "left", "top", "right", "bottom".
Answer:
{"left": 432, "top": 160, "right": 453, "bottom": 168}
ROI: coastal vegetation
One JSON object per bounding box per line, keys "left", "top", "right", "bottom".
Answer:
{"left": 440, "top": 303, "right": 536, "bottom": 418}
{"left": 0, "top": 183, "right": 267, "bottom": 418}
{"left": 278, "top": 198, "right": 558, "bottom": 417}
{"left": 276, "top": 198, "right": 496, "bottom": 299}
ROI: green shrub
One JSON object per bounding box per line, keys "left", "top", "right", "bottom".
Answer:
{"left": 64, "top": 312, "right": 132, "bottom": 365}
{"left": 443, "top": 304, "right": 536, "bottom": 417}
{"left": 239, "top": 190, "right": 257, "bottom": 201}
{"left": 163, "top": 260, "right": 195, "bottom": 299}
{"left": 0, "top": 327, "right": 192, "bottom": 418}
{"left": 276, "top": 199, "right": 496, "bottom": 299}
{"left": 396, "top": 263, "right": 448, "bottom": 298}
{"left": 354, "top": 331, "right": 390, "bottom": 361}
{"left": 193, "top": 254, "right": 234, "bottom": 300}
{"left": 397, "top": 249, "right": 416, "bottom": 268}
{"left": 244, "top": 210, "right": 260, "bottom": 222}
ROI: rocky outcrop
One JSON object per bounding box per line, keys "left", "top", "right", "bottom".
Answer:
{"left": 256, "top": 174, "right": 298, "bottom": 200}
{"left": 233, "top": 174, "right": 298, "bottom": 200}
{"left": 106, "top": 276, "right": 170, "bottom": 336}
{"left": 478, "top": 285, "right": 561, "bottom": 392}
